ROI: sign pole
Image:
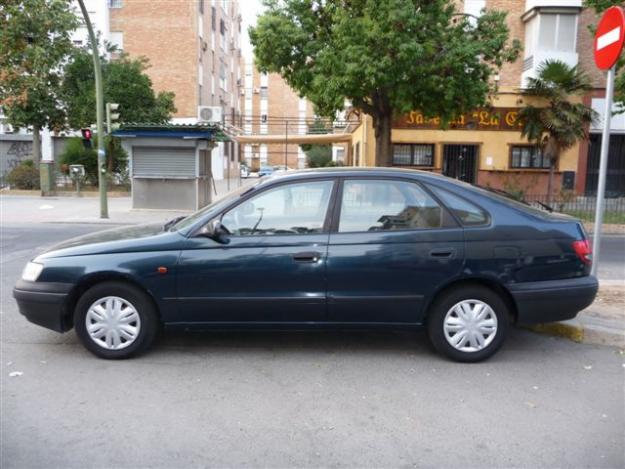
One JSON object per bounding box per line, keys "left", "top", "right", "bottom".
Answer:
{"left": 590, "top": 65, "right": 615, "bottom": 277}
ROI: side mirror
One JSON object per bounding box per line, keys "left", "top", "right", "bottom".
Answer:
{"left": 200, "top": 219, "right": 230, "bottom": 244}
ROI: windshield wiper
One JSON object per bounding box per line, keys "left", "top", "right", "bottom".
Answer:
{"left": 534, "top": 200, "right": 554, "bottom": 212}
{"left": 163, "top": 216, "right": 187, "bottom": 231}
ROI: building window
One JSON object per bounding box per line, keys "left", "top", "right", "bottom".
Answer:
{"left": 525, "top": 12, "right": 577, "bottom": 56}
{"left": 109, "top": 32, "right": 123, "bottom": 51}
{"left": 259, "top": 86, "right": 268, "bottom": 98}
{"left": 199, "top": 0, "right": 204, "bottom": 13}
{"left": 211, "top": 7, "right": 216, "bottom": 30}
{"left": 510, "top": 145, "right": 550, "bottom": 169}
{"left": 108, "top": 0, "right": 122, "bottom": 8}
{"left": 392, "top": 144, "right": 434, "bottom": 166}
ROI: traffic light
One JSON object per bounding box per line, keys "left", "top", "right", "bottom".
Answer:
{"left": 81, "top": 128, "right": 93, "bottom": 149}
{"left": 106, "top": 103, "right": 120, "bottom": 133}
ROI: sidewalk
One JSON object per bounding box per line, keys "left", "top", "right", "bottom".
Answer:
{"left": 528, "top": 282, "right": 625, "bottom": 348}
{"left": 0, "top": 177, "right": 255, "bottom": 225}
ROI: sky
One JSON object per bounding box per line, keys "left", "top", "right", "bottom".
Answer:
{"left": 239, "top": 0, "right": 265, "bottom": 60}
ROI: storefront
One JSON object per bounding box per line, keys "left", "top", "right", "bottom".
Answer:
{"left": 349, "top": 93, "right": 581, "bottom": 196}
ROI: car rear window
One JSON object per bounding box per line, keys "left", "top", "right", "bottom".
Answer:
{"left": 429, "top": 186, "right": 489, "bottom": 226}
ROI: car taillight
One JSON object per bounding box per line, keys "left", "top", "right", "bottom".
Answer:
{"left": 572, "top": 239, "right": 592, "bottom": 264}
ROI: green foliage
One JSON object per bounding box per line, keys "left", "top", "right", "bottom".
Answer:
{"left": 520, "top": 60, "right": 596, "bottom": 155}
{"left": 62, "top": 49, "right": 177, "bottom": 129}
{"left": 59, "top": 136, "right": 127, "bottom": 185}
{"left": 305, "top": 145, "right": 333, "bottom": 168}
{"left": 6, "top": 160, "right": 40, "bottom": 190}
{"left": 0, "top": 0, "right": 78, "bottom": 135}
{"left": 519, "top": 60, "right": 596, "bottom": 201}
{"left": 583, "top": 0, "right": 625, "bottom": 112}
{"left": 251, "top": 0, "right": 521, "bottom": 165}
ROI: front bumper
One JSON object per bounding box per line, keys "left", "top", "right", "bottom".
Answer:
{"left": 508, "top": 275, "right": 599, "bottom": 324}
{"left": 13, "top": 280, "right": 74, "bottom": 332}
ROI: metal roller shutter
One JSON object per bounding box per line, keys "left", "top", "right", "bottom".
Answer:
{"left": 133, "top": 147, "right": 195, "bottom": 178}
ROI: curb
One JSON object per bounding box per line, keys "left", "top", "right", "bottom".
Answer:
{"left": 524, "top": 320, "right": 625, "bottom": 348}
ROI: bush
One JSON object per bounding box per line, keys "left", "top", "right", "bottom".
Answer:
{"left": 59, "top": 136, "right": 127, "bottom": 186}
{"left": 305, "top": 145, "right": 333, "bottom": 168}
{"left": 6, "top": 160, "right": 40, "bottom": 190}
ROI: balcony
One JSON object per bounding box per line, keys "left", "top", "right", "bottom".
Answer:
{"left": 521, "top": 50, "right": 579, "bottom": 87}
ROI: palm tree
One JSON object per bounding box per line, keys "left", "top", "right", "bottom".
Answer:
{"left": 519, "top": 60, "right": 597, "bottom": 205}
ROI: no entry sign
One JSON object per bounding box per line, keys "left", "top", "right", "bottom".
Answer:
{"left": 594, "top": 6, "right": 625, "bottom": 70}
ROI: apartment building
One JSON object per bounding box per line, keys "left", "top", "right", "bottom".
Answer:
{"left": 241, "top": 59, "right": 317, "bottom": 170}
{"left": 108, "top": 0, "right": 243, "bottom": 179}
{"left": 350, "top": 0, "right": 625, "bottom": 196}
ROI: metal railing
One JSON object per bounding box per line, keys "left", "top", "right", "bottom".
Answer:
{"left": 522, "top": 194, "right": 625, "bottom": 224}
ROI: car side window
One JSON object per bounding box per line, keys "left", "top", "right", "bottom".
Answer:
{"left": 338, "top": 179, "right": 446, "bottom": 232}
{"left": 429, "top": 186, "right": 489, "bottom": 226}
{"left": 221, "top": 180, "right": 334, "bottom": 236}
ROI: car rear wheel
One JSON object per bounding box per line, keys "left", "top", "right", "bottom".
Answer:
{"left": 427, "top": 285, "right": 509, "bottom": 362}
{"left": 74, "top": 281, "right": 159, "bottom": 359}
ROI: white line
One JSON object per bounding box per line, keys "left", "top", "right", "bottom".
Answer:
{"left": 597, "top": 26, "right": 621, "bottom": 50}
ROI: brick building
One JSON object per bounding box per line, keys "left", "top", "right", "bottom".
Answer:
{"left": 108, "top": 0, "right": 243, "bottom": 179}
{"left": 348, "top": 0, "right": 625, "bottom": 196}
{"left": 241, "top": 59, "right": 317, "bottom": 170}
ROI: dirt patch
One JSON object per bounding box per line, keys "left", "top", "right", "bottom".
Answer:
{"left": 595, "top": 287, "right": 625, "bottom": 308}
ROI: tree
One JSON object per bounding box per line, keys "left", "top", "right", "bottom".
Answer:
{"left": 584, "top": 0, "right": 625, "bottom": 113}
{"left": 62, "top": 48, "right": 176, "bottom": 129}
{"left": 0, "top": 0, "right": 78, "bottom": 164}
{"left": 519, "top": 60, "right": 596, "bottom": 204}
{"left": 250, "top": 0, "right": 520, "bottom": 166}
{"left": 59, "top": 135, "right": 127, "bottom": 186}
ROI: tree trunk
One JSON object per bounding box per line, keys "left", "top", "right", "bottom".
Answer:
{"left": 373, "top": 113, "right": 393, "bottom": 167}
{"left": 32, "top": 124, "right": 41, "bottom": 164}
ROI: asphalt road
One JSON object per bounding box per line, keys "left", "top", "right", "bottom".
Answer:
{"left": 1, "top": 224, "right": 624, "bottom": 468}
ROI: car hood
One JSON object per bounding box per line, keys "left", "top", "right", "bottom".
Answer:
{"left": 37, "top": 223, "right": 184, "bottom": 259}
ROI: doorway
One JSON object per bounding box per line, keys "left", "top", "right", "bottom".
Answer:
{"left": 442, "top": 144, "right": 478, "bottom": 183}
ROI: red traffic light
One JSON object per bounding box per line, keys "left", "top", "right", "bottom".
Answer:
{"left": 81, "top": 128, "right": 92, "bottom": 140}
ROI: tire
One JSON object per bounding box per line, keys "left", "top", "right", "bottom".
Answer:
{"left": 74, "top": 281, "right": 160, "bottom": 359}
{"left": 427, "top": 285, "right": 509, "bottom": 363}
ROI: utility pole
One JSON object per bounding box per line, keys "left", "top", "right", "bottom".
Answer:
{"left": 76, "top": 0, "right": 108, "bottom": 218}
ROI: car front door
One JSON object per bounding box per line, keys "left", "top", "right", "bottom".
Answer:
{"left": 326, "top": 178, "right": 465, "bottom": 324}
{"left": 175, "top": 179, "right": 336, "bottom": 324}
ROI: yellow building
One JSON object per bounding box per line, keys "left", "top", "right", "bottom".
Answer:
{"left": 348, "top": 92, "right": 580, "bottom": 195}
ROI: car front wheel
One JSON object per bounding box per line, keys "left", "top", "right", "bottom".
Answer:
{"left": 74, "top": 281, "right": 159, "bottom": 359}
{"left": 427, "top": 285, "right": 509, "bottom": 362}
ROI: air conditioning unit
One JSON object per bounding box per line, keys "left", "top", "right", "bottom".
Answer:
{"left": 197, "top": 106, "right": 222, "bottom": 123}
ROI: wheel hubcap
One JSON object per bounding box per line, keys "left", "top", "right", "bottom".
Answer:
{"left": 85, "top": 296, "right": 141, "bottom": 350}
{"left": 443, "top": 299, "right": 498, "bottom": 353}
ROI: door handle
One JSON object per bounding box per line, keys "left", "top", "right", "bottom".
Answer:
{"left": 292, "top": 251, "right": 322, "bottom": 263}
{"left": 429, "top": 248, "right": 456, "bottom": 259}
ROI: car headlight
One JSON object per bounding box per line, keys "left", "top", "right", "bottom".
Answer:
{"left": 22, "top": 262, "right": 44, "bottom": 282}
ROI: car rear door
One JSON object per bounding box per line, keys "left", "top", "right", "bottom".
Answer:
{"left": 174, "top": 178, "right": 336, "bottom": 324}
{"left": 326, "top": 177, "right": 465, "bottom": 324}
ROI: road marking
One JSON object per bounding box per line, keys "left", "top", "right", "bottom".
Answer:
{"left": 39, "top": 204, "right": 54, "bottom": 210}
{"left": 597, "top": 26, "right": 621, "bottom": 50}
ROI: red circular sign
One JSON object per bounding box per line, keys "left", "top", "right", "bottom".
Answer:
{"left": 594, "top": 6, "right": 625, "bottom": 70}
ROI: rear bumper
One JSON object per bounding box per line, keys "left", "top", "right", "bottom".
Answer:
{"left": 13, "top": 280, "right": 73, "bottom": 333}
{"left": 508, "top": 276, "right": 599, "bottom": 324}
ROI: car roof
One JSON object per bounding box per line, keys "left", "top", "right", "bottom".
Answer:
{"left": 259, "top": 167, "right": 451, "bottom": 185}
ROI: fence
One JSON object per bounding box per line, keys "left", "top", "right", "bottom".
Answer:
{"left": 523, "top": 194, "right": 625, "bottom": 225}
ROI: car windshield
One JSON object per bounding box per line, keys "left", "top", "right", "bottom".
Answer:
{"left": 169, "top": 182, "right": 260, "bottom": 232}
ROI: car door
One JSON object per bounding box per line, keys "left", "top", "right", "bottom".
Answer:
{"left": 175, "top": 178, "right": 336, "bottom": 324}
{"left": 326, "top": 177, "right": 465, "bottom": 324}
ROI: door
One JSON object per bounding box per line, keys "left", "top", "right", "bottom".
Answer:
{"left": 326, "top": 178, "right": 464, "bottom": 323}
{"left": 443, "top": 144, "right": 477, "bottom": 183}
{"left": 175, "top": 179, "right": 336, "bottom": 323}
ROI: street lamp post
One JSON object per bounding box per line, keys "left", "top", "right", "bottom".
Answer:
{"left": 76, "top": 0, "right": 108, "bottom": 218}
